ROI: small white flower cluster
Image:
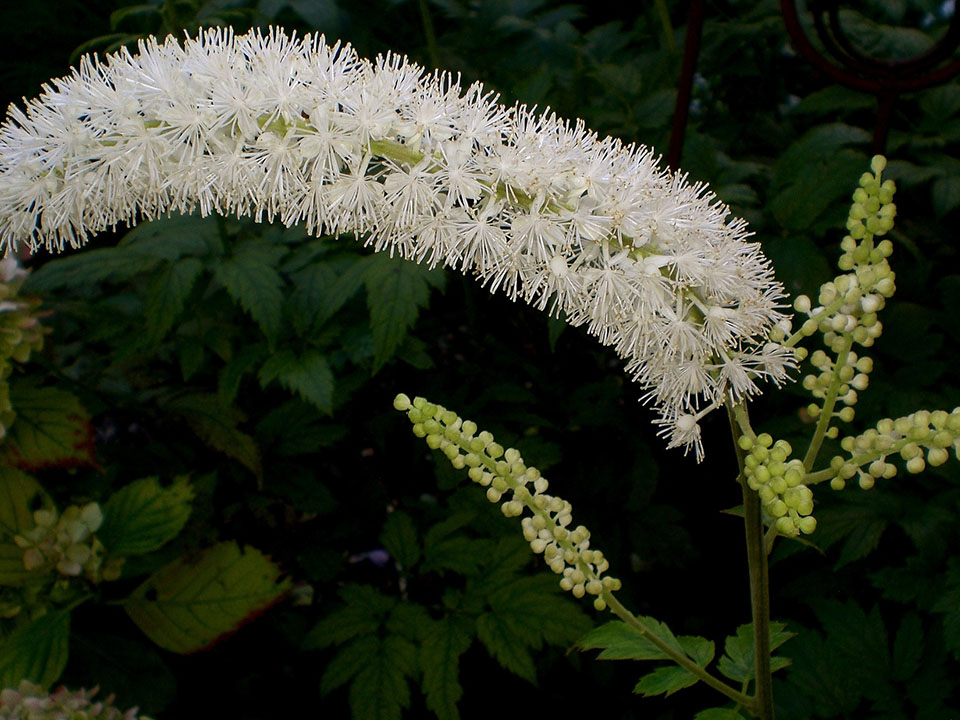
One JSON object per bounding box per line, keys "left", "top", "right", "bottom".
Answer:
{"left": 13, "top": 503, "right": 115, "bottom": 580}
{"left": 394, "top": 393, "right": 621, "bottom": 610}
{"left": 0, "top": 28, "right": 791, "bottom": 456}
{"left": 0, "top": 680, "right": 150, "bottom": 720}
{"left": 830, "top": 409, "right": 960, "bottom": 490}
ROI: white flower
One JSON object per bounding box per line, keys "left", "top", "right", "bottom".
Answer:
{"left": 0, "top": 27, "right": 792, "bottom": 458}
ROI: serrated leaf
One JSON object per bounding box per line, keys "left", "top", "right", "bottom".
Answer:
{"left": 302, "top": 584, "right": 397, "bottom": 649}
{"left": 422, "top": 535, "right": 492, "bottom": 576}
{"left": 364, "top": 254, "right": 444, "bottom": 371}
{"left": 679, "top": 635, "right": 716, "bottom": 666}
{"left": 214, "top": 242, "right": 286, "bottom": 342}
{"left": 815, "top": 499, "right": 889, "bottom": 568}
{"left": 476, "top": 611, "right": 537, "bottom": 682}
{"left": 23, "top": 248, "right": 161, "bottom": 292}
{"left": 380, "top": 511, "right": 420, "bottom": 569}
{"left": 178, "top": 337, "right": 205, "bottom": 381}
{"left": 386, "top": 601, "right": 433, "bottom": 643}
{"left": 320, "top": 634, "right": 379, "bottom": 695}
{"left": 288, "top": 262, "right": 337, "bottom": 334}
{"left": 717, "top": 622, "right": 795, "bottom": 683}
{"left": 124, "top": 541, "right": 289, "bottom": 654}
{"left": 118, "top": 215, "right": 222, "bottom": 261}
{"left": 891, "top": 613, "right": 923, "bottom": 681}
{"left": 99, "top": 476, "right": 194, "bottom": 556}
{"left": 348, "top": 634, "right": 417, "bottom": 720}
{"left": 163, "top": 393, "right": 261, "bottom": 479}
{"left": 0, "top": 384, "right": 96, "bottom": 471}
{"left": 634, "top": 664, "right": 699, "bottom": 697}
{"left": 144, "top": 258, "right": 205, "bottom": 344}
{"left": 0, "top": 606, "right": 70, "bottom": 688}
{"left": 575, "top": 620, "right": 669, "bottom": 660}
{"left": 421, "top": 617, "right": 473, "bottom": 720}
{"left": 218, "top": 344, "right": 270, "bottom": 405}
{"left": 258, "top": 349, "right": 334, "bottom": 413}
{"left": 0, "top": 466, "right": 53, "bottom": 538}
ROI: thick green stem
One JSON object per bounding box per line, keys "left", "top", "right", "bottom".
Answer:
{"left": 727, "top": 401, "right": 775, "bottom": 720}
{"left": 604, "top": 593, "right": 756, "bottom": 711}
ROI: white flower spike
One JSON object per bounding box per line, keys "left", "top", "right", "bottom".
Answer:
{"left": 0, "top": 28, "right": 792, "bottom": 457}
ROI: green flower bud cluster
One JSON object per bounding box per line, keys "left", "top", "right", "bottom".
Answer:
{"left": 394, "top": 393, "right": 621, "bottom": 611}
{"left": 828, "top": 409, "right": 960, "bottom": 490}
{"left": 791, "top": 156, "right": 896, "bottom": 357}
{"left": 800, "top": 349, "right": 873, "bottom": 427}
{"left": 13, "top": 503, "right": 120, "bottom": 582}
{"left": 737, "top": 433, "right": 817, "bottom": 537}
{"left": 0, "top": 257, "right": 48, "bottom": 439}
{"left": 0, "top": 680, "right": 152, "bottom": 720}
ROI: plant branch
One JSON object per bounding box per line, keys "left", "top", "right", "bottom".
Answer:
{"left": 604, "top": 593, "right": 756, "bottom": 711}
{"left": 727, "top": 400, "right": 775, "bottom": 720}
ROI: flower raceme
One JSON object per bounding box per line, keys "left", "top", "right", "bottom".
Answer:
{"left": 0, "top": 28, "right": 793, "bottom": 456}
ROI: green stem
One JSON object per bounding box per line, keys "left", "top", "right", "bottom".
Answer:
{"left": 604, "top": 593, "right": 756, "bottom": 710}
{"left": 418, "top": 0, "right": 441, "bottom": 69}
{"left": 727, "top": 400, "right": 775, "bottom": 720}
{"left": 802, "top": 334, "right": 854, "bottom": 471}
{"left": 444, "top": 421, "right": 752, "bottom": 710}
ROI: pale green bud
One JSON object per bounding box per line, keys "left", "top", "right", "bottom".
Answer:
{"left": 393, "top": 393, "right": 412, "bottom": 411}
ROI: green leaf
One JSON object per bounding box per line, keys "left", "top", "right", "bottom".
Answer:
{"left": 363, "top": 254, "right": 444, "bottom": 371}
{"left": 0, "top": 606, "right": 71, "bottom": 688}
{"left": 0, "top": 466, "right": 53, "bottom": 538}
{"left": 163, "top": 393, "right": 261, "bottom": 480}
{"left": 23, "top": 248, "right": 161, "bottom": 292}
{"left": 347, "top": 634, "right": 417, "bottom": 720}
{"left": 575, "top": 620, "right": 670, "bottom": 661}
{"left": 0, "top": 543, "right": 38, "bottom": 586}
{"left": 476, "top": 611, "right": 537, "bottom": 682}
{"left": 790, "top": 86, "right": 875, "bottom": 116}
{"left": 421, "top": 617, "right": 473, "bottom": 720}
{"left": 120, "top": 215, "right": 222, "bottom": 261}
{"left": 258, "top": 349, "right": 334, "bottom": 413}
{"left": 932, "top": 173, "right": 960, "bottom": 217}
{"left": 680, "top": 635, "right": 716, "bottom": 667}
{"left": 320, "top": 634, "right": 379, "bottom": 694}
{"left": 178, "top": 337, "right": 205, "bottom": 381}
{"left": 695, "top": 709, "right": 747, "bottom": 719}
{"left": 288, "top": 262, "right": 337, "bottom": 334}
{"left": 379, "top": 511, "right": 420, "bottom": 570}
{"left": 124, "top": 541, "right": 290, "bottom": 654}
{"left": 717, "top": 622, "right": 795, "bottom": 683}
{"left": 0, "top": 384, "right": 96, "bottom": 471}
{"left": 302, "top": 584, "right": 397, "bottom": 650}
{"left": 218, "top": 344, "right": 270, "bottom": 406}
{"left": 891, "top": 613, "right": 923, "bottom": 682}
{"left": 815, "top": 497, "right": 890, "bottom": 568}
{"left": 475, "top": 573, "right": 591, "bottom": 683}
{"left": 144, "top": 258, "right": 205, "bottom": 345}
{"left": 214, "top": 241, "right": 286, "bottom": 342}
{"left": 99, "top": 476, "right": 194, "bottom": 556}
{"left": 634, "top": 665, "right": 699, "bottom": 697}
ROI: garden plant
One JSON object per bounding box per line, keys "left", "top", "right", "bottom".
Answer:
{"left": 0, "top": 2, "right": 957, "bottom": 719}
